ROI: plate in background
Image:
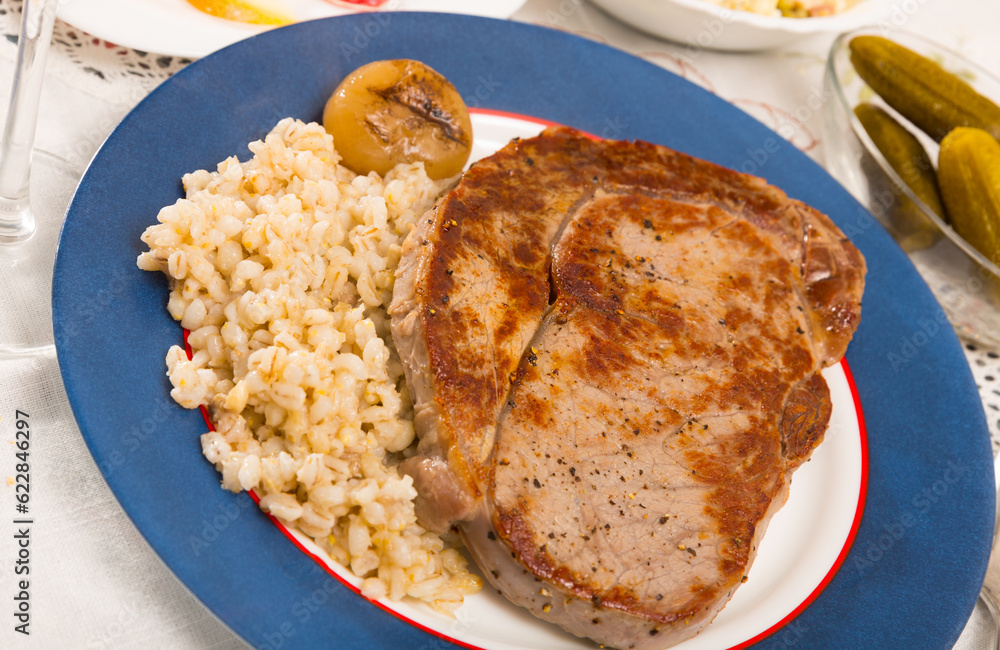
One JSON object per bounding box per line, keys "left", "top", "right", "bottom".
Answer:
{"left": 57, "top": 0, "right": 527, "bottom": 58}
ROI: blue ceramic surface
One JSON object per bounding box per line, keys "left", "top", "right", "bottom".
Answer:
{"left": 52, "top": 13, "right": 993, "bottom": 649}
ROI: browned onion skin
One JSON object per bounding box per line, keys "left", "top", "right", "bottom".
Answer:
{"left": 323, "top": 59, "right": 473, "bottom": 180}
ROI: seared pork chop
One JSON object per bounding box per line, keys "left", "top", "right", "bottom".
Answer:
{"left": 389, "top": 127, "right": 865, "bottom": 649}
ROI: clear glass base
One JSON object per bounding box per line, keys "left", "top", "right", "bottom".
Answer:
{"left": 0, "top": 196, "right": 35, "bottom": 244}
{"left": 0, "top": 149, "right": 79, "bottom": 356}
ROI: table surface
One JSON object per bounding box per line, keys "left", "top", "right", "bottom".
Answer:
{"left": 0, "top": 0, "right": 998, "bottom": 648}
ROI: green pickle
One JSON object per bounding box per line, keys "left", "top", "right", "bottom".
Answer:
{"left": 849, "top": 36, "right": 1000, "bottom": 143}
{"left": 853, "top": 103, "right": 946, "bottom": 251}
{"left": 938, "top": 127, "right": 1000, "bottom": 266}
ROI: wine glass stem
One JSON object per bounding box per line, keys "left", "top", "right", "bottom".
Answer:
{"left": 0, "top": 0, "right": 57, "bottom": 245}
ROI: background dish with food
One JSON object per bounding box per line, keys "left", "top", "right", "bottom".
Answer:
{"left": 589, "top": 0, "right": 893, "bottom": 51}
{"left": 55, "top": 0, "right": 529, "bottom": 58}
{"left": 823, "top": 27, "right": 1000, "bottom": 351}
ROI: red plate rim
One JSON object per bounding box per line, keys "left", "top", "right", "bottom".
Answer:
{"left": 182, "top": 108, "right": 870, "bottom": 649}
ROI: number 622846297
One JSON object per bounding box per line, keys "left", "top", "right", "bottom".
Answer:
{"left": 14, "top": 410, "right": 29, "bottom": 511}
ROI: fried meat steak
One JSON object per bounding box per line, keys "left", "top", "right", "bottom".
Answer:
{"left": 389, "top": 127, "right": 865, "bottom": 649}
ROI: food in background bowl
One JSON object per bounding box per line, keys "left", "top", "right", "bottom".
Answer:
{"left": 186, "top": 0, "right": 390, "bottom": 25}
{"left": 703, "top": 0, "right": 859, "bottom": 17}
{"left": 186, "top": 0, "right": 294, "bottom": 25}
{"left": 588, "top": 0, "right": 892, "bottom": 51}
{"left": 824, "top": 27, "right": 1000, "bottom": 349}
{"left": 851, "top": 102, "right": 946, "bottom": 252}
{"left": 938, "top": 127, "right": 1000, "bottom": 267}
{"left": 848, "top": 35, "right": 1000, "bottom": 142}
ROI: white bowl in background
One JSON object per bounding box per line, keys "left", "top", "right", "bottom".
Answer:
{"left": 589, "top": 0, "right": 894, "bottom": 51}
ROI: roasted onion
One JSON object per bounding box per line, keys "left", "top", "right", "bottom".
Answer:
{"left": 323, "top": 59, "right": 473, "bottom": 180}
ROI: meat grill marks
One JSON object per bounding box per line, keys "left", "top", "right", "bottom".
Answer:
{"left": 389, "top": 127, "right": 865, "bottom": 649}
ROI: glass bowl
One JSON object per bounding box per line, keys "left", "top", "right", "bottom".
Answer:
{"left": 823, "top": 27, "right": 1000, "bottom": 350}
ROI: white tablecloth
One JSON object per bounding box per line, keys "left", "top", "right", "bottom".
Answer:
{"left": 0, "top": 0, "right": 998, "bottom": 647}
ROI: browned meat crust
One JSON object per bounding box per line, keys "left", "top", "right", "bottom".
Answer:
{"left": 389, "top": 127, "right": 865, "bottom": 649}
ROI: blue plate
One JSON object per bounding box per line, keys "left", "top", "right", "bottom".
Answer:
{"left": 53, "top": 13, "right": 994, "bottom": 649}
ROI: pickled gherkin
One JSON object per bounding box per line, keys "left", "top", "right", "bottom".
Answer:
{"left": 938, "top": 127, "right": 1000, "bottom": 265}
{"left": 854, "top": 102, "right": 946, "bottom": 251}
{"left": 849, "top": 36, "right": 1000, "bottom": 143}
